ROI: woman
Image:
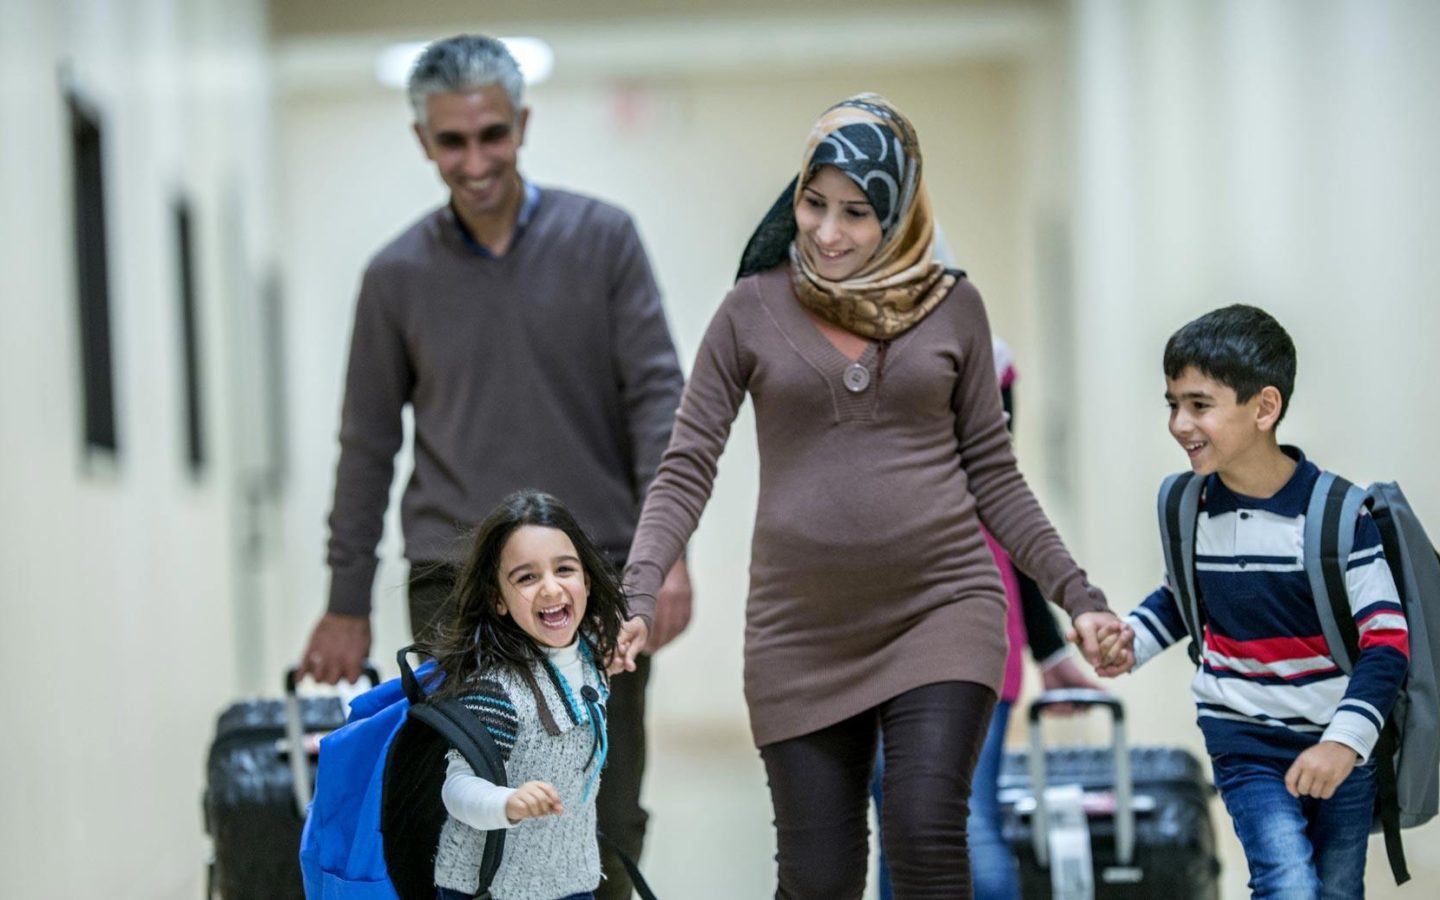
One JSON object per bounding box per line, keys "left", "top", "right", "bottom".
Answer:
{"left": 617, "top": 94, "right": 1120, "bottom": 897}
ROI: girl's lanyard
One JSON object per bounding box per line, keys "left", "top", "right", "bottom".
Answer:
{"left": 578, "top": 682, "right": 608, "bottom": 803}
{"left": 547, "top": 643, "right": 609, "bottom": 803}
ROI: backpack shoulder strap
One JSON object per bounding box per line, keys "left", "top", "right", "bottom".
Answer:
{"left": 411, "top": 698, "right": 509, "bottom": 891}
{"left": 1304, "top": 472, "right": 1368, "bottom": 674}
{"left": 393, "top": 646, "right": 509, "bottom": 892}
{"left": 1158, "top": 471, "right": 1206, "bottom": 666}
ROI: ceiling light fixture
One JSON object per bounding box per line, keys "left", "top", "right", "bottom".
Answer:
{"left": 375, "top": 37, "right": 555, "bottom": 89}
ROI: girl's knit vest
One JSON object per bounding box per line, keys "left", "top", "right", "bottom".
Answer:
{"left": 433, "top": 646, "right": 609, "bottom": 899}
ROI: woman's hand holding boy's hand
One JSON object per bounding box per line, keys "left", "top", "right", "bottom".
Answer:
{"left": 1285, "top": 741, "right": 1360, "bottom": 799}
{"left": 1092, "top": 619, "right": 1136, "bottom": 677}
{"left": 610, "top": 618, "right": 649, "bottom": 675}
{"left": 506, "top": 781, "right": 564, "bottom": 824}
{"left": 1068, "top": 611, "right": 1135, "bottom": 677}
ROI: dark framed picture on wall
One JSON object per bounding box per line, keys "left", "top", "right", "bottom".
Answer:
{"left": 173, "top": 195, "right": 206, "bottom": 475}
{"left": 66, "top": 83, "right": 119, "bottom": 465}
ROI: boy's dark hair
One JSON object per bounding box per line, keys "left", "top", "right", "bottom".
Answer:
{"left": 421, "top": 490, "right": 625, "bottom": 698}
{"left": 1163, "top": 304, "right": 1297, "bottom": 424}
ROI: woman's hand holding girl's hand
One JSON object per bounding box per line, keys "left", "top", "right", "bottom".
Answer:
{"left": 609, "top": 617, "right": 650, "bottom": 675}
{"left": 505, "top": 781, "right": 564, "bottom": 824}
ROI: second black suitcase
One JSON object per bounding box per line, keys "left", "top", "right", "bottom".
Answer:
{"left": 998, "top": 690, "right": 1221, "bottom": 900}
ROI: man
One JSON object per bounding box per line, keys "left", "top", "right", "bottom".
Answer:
{"left": 295, "top": 34, "right": 691, "bottom": 899}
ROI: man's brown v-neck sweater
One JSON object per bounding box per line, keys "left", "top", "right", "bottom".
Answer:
{"left": 325, "top": 191, "right": 684, "bottom": 615}
{"left": 625, "top": 265, "right": 1108, "bottom": 747}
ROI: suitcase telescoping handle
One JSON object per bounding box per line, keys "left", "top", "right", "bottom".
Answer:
{"left": 283, "top": 663, "right": 381, "bottom": 818}
{"left": 282, "top": 664, "right": 383, "bottom": 695}
{"left": 1027, "top": 689, "right": 1134, "bottom": 870}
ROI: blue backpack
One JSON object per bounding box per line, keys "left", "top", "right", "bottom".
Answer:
{"left": 299, "top": 648, "right": 506, "bottom": 899}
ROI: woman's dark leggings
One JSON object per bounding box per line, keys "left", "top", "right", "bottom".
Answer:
{"left": 759, "top": 680, "right": 997, "bottom": 899}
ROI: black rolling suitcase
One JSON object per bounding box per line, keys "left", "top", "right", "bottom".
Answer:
{"left": 998, "top": 690, "right": 1221, "bottom": 899}
{"left": 202, "top": 666, "right": 377, "bottom": 899}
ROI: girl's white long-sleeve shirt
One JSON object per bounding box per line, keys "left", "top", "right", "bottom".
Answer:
{"left": 440, "top": 642, "right": 585, "bottom": 831}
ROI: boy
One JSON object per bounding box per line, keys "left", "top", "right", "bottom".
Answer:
{"left": 1099, "top": 304, "right": 1409, "bottom": 898}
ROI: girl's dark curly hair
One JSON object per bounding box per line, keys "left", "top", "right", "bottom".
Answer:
{"left": 420, "top": 490, "right": 627, "bottom": 699}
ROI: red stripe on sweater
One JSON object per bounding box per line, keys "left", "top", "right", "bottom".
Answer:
{"left": 1358, "top": 627, "right": 1410, "bottom": 658}
{"left": 1207, "top": 631, "right": 1330, "bottom": 665}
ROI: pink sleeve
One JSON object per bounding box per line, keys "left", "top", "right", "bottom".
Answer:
{"left": 984, "top": 528, "right": 1027, "bottom": 702}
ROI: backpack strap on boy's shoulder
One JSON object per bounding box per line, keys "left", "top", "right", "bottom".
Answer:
{"left": 1304, "top": 472, "right": 1369, "bottom": 673}
{"left": 1158, "top": 472, "right": 1206, "bottom": 666}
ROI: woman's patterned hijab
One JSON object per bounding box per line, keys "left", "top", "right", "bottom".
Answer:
{"left": 737, "top": 94, "right": 956, "bottom": 340}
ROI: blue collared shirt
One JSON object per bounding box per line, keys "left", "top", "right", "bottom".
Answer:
{"left": 451, "top": 178, "right": 541, "bottom": 257}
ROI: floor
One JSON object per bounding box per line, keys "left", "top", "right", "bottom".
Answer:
{"left": 634, "top": 721, "right": 1440, "bottom": 900}
{"left": 184, "top": 705, "right": 1440, "bottom": 899}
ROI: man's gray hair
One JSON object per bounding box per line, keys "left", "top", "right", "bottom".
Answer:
{"left": 407, "top": 35, "right": 524, "bottom": 125}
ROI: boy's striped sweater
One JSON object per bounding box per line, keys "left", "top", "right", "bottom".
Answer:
{"left": 1127, "top": 448, "right": 1409, "bottom": 762}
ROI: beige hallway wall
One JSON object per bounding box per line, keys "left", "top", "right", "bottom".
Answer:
{"left": 0, "top": 0, "right": 277, "bottom": 896}
{"left": 1064, "top": 1, "right": 1440, "bottom": 895}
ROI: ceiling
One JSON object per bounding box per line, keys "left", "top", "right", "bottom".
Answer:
{"left": 269, "top": 0, "right": 1059, "bottom": 91}
{"left": 268, "top": 0, "right": 1048, "bottom": 40}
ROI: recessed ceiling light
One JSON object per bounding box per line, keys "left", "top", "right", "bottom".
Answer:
{"left": 375, "top": 37, "right": 555, "bottom": 89}
{"left": 503, "top": 37, "right": 555, "bottom": 86}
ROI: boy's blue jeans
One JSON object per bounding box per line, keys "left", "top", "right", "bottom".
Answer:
{"left": 1211, "top": 751, "right": 1376, "bottom": 900}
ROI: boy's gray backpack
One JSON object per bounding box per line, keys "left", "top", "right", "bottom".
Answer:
{"left": 1157, "top": 471, "right": 1440, "bottom": 886}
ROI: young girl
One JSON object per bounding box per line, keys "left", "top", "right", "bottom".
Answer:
{"left": 421, "top": 490, "right": 627, "bottom": 900}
